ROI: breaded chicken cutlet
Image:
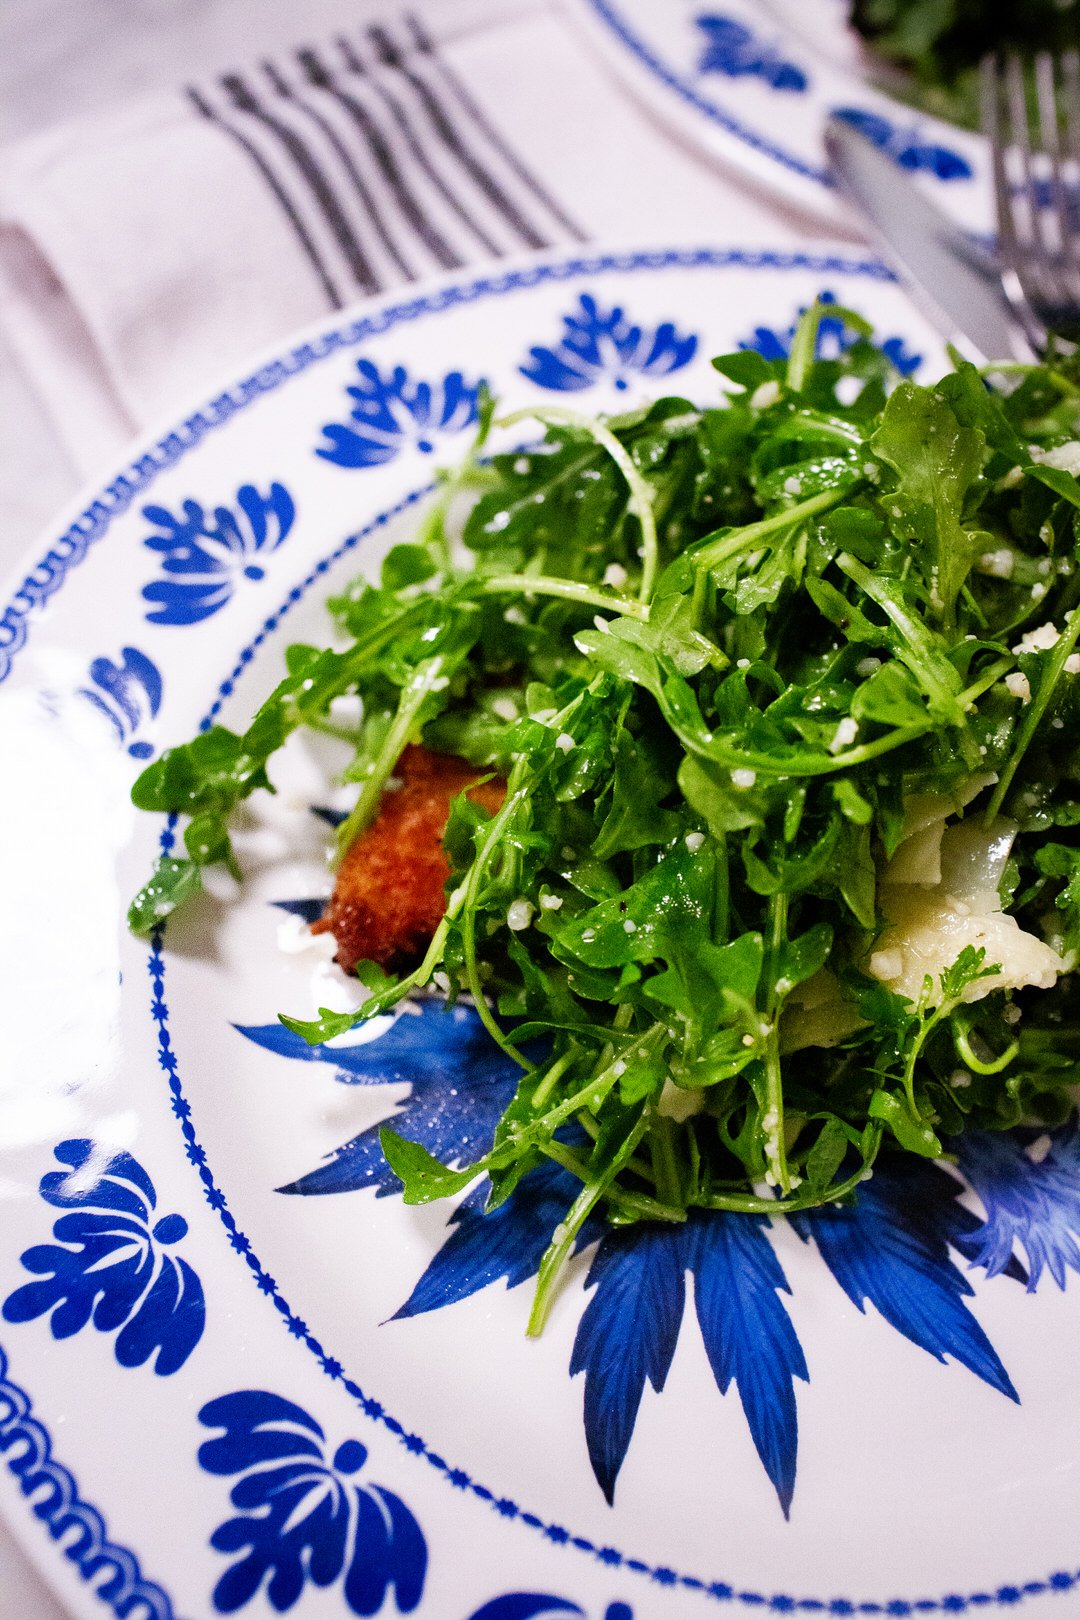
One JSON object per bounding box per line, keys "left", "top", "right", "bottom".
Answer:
{"left": 313, "top": 744, "right": 505, "bottom": 974}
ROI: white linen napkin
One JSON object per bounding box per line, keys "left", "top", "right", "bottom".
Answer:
{"left": 0, "top": 0, "right": 811, "bottom": 479}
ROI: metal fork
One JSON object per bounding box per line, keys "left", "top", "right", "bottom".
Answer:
{"left": 980, "top": 50, "right": 1080, "bottom": 353}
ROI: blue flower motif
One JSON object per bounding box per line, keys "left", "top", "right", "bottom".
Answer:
{"left": 830, "top": 106, "right": 973, "bottom": 181}
{"left": 741, "top": 289, "right": 922, "bottom": 376}
{"left": 79, "top": 645, "right": 162, "bottom": 760}
{"left": 695, "top": 13, "right": 808, "bottom": 92}
{"left": 140, "top": 481, "right": 295, "bottom": 627}
{"left": 245, "top": 971, "right": 1062, "bottom": 1515}
{"left": 519, "top": 294, "right": 697, "bottom": 393}
{"left": 955, "top": 1122, "right": 1080, "bottom": 1290}
{"left": 2, "top": 1139, "right": 204, "bottom": 1375}
{"left": 198, "top": 1389, "right": 426, "bottom": 1615}
{"left": 237, "top": 1000, "right": 523, "bottom": 1198}
{"left": 465, "top": 1599, "right": 632, "bottom": 1620}
{"left": 791, "top": 1155, "right": 1018, "bottom": 1402}
{"left": 317, "top": 360, "right": 481, "bottom": 468}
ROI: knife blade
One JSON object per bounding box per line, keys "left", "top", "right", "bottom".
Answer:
{"left": 824, "top": 115, "right": 1034, "bottom": 364}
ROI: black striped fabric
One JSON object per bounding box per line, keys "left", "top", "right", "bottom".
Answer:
{"left": 187, "top": 14, "right": 586, "bottom": 311}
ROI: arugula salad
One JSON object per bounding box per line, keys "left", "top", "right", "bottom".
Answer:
{"left": 130, "top": 301, "right": 1080, "bottom": 1334}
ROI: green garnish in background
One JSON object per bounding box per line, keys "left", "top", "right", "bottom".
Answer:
{"left": 850, "top": 0, "right": 1080, "bottom": 129}
{"left": 130, "top": 301, "right": 1080, "bottom": 1333}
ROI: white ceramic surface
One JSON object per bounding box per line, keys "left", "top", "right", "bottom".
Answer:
{"left": 5, "top": 243, "right": 1080, "bottom": 1620}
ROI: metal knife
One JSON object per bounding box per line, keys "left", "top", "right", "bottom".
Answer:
{"left": 824, "top": 115, "right": 1035, "bottom": 364}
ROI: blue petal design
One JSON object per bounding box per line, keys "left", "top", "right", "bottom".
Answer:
{"left": 317, "top": 361, "right": 481, "bottom": 468}
{"left": 199, "top": 1390, "right": 426, "bottom": 1615}
{"left": 140, "top": 482, "right": 295, "bottom": 626}
{"left": 695, "top": 13, "right": 808, "bottom": 91}
{"left": 568, "top": 1223, "right": 687, "bottom": 1504}
{"left": 311, "top": 804, "right": 348, "bottom": 827}
{"left": 234, "top": 1003, "right": 522, "bottom": 1197}
{"left": 80, "top": 645, "right": 162, "bottom": 758}
{"left": 393, "top": 1158, "right": 601, "bottom": 1318}
{"left": 464, "top": 1600, "right": 583, "bottom": 1620}
{"left": 830, "top": 106, "right": 973, "bottom": 181}
{"left": 792, "top": 1155, "right": 1018, "bottom": 1401}
{"left": 741, "top": 288, "right": 922, "bottom": 376}
{"left": 685, "top": 1211, "right": 807, "bottom": 1516}
{"left": 2, "top": 1139, "right": 204, "bottom": 1376}
{"left": 519, "top": 294, "right": 697, "bottom": 394}
{"left": 956, "top": 1123, "right": 1080, "bottom": 1290}
{"left": 270, "top": 897, "right": 326, "bottom": 924}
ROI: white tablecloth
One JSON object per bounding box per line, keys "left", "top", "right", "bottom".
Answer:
{"left": 0, "top": 1, "right": 846, "bottom": 1613}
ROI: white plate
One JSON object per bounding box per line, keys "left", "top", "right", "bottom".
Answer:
{"left": 5, "top": 242, "right": 1080, "bottom": 1620}
{"left": 560, "top": 0, "right": 991, "bottom": 233}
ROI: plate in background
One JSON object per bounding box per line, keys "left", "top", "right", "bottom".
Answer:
{"left": 560, "top": 0, "right": 990, "bottom": 234}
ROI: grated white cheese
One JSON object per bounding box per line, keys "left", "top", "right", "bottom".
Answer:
{"left": 732, "top": 768, "right": 756, "bottom": 789}
{"left": 506, "top": 899, "right": 534, "bottom": 932}
{"left": 1012, "top": 622, "right": 1061, "bottom": 655}
{"left": 979, "top": 549, "right": 1015, "bottom": 579}
{"left": 1032, "top": 441, "right": 1080, "bottom": 474}
{"left": 749, "top": 379, "right": 782, "bottom": 410}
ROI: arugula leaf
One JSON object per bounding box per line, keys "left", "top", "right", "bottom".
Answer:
{"left": 870, "top": 381, "right": 986, "bottom": 626}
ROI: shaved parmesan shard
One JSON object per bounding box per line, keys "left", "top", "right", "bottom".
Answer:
{"left": 869, "top": 811, "right": 1064, "bottom": 1007}
{"left": 884, "top": 774, "right": 996, "bottom": 888}
{"left": 657, "top": 1078, "right": 704, "bottom": 1122}
{"left": 780, "top": 969, "right": 867, "bottom": 1053}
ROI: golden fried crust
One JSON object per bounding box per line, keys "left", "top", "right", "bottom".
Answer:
{"left": 313, "top": 744, "right": 505, "bottom": 974}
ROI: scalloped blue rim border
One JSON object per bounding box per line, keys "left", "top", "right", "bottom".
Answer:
{"left": 0, "top": 1341, "right": 177, "bottom": 1619}
{"left": 10, "top": 243, "right": 1072, "bottom": 1613}
{"left": 581, "top": 0, "right": 830, "bottom": 186}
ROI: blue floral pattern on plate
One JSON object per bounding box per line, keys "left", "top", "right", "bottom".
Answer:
{"left": 694, "top": 13, "right": 808, "bottom": 92}
{"left": 140, "top": 482, "right": 295, "bottom": 626}
{"left": 519, "top": 294, "right": 697, "bottom": 393}
{"left": 829, "top": 106, "right": 973, "bottom": 181}
{"left": 466, "top": 1599, "right": 632, "bottom": 1620}
{"left": 240, "top": 976, "right": 1080, "bottom": 1517}
{"left": 79, "top": 644, "right": 162, "bottom": 759}
{"left": 198, "top": 1389, "right": 426, "bottom": 1614}
{"left": 3, "top": 1139, "right": 205, "bottom": 1376}
{"left": 317, "top": 360, "right": 482, "bottom": 468}
{"left": 742, "top": 289, "right": 922, "bottom": 376}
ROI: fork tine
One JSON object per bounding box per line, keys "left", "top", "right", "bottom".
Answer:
{"left": 1003, "top": 51, "right": 1056, "bottom": 308}
{"left": 1035, "top": 52, "right": 1080, "bottom": 304}
{"left": 1063, "top": 49, "right": 1080, "bottom": 167}
{"left": 981, "top": 54, "right": 1047, "bottom": 350}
